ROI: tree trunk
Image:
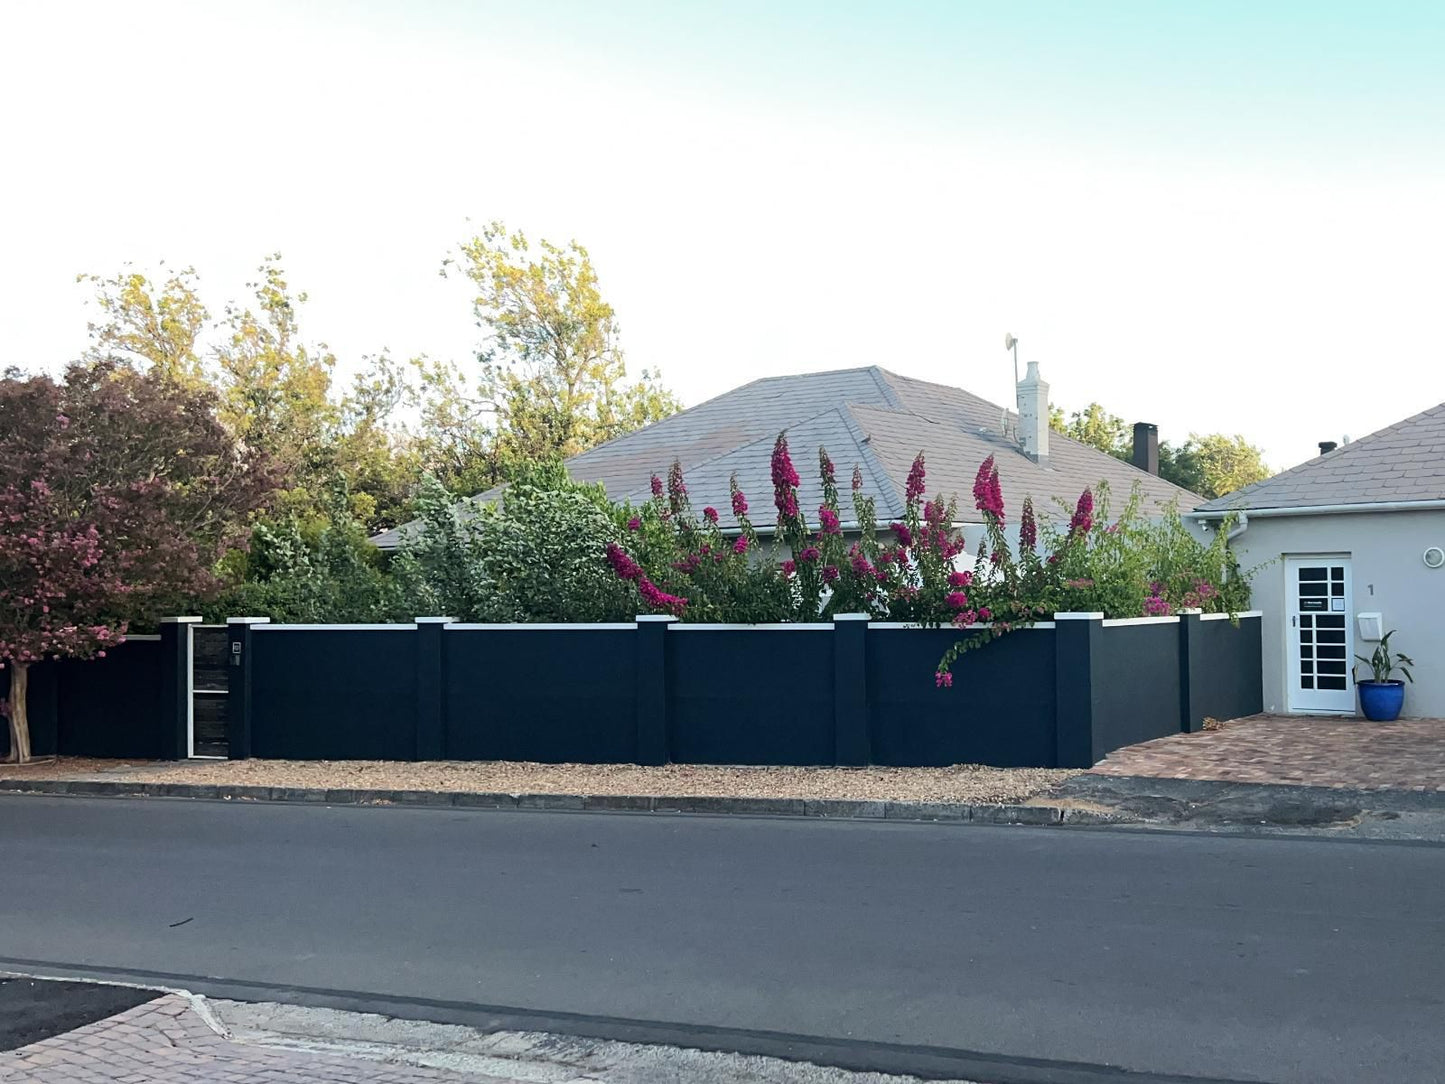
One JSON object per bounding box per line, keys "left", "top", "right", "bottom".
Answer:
{"left": 5, "top": 662, "right": 31, "bottom": 765}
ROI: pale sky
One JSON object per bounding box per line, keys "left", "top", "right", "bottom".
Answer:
{"left": 3, "top": 0, "right": 1443, "bottom": 471}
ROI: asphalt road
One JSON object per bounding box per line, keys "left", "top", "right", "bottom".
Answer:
{"left": 2, "top": 796, "right": 1442, "bottom": 1084}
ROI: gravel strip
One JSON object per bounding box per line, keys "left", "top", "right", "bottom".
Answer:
{"left": 0, "top": 757, "right": 1078, "bottom": 805}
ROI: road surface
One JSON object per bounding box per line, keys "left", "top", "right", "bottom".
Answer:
{"left": 2, "top": 795, "right": 1441, "bottom": 1083}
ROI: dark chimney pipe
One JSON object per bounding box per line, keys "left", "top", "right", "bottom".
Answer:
{"left": 1318, "top": 441, "right": 1338, "bottom": 456}
{"left": 1132, "top": 422, "right": 1159, "bottom": 475}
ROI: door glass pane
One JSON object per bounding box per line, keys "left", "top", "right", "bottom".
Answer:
{"left": 1301, "top": 676, "right": 1315, "bottom": 688}
{"left": 1299, "top": 568, "right": 1328, "bottom": 581}
{"left": 1318, "top": 676, "right": 1347, "bottom": 690}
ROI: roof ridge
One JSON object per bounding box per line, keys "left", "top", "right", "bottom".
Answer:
{"left": 1200, "top": 398, "right": 1445, "bottom": 510}
{"left": 838, "top": 405, "right": 905, "bottom": 518}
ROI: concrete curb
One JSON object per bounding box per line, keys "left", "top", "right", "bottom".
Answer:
{"left": 0, "top": 777, "right": 1111, "bottom": 826}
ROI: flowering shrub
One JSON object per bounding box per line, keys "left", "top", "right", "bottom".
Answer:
{"left": 935, "top": 468, "right": 1251, "bottom": 684}
{"left": 400, "top": 435, "right": 1249, "bottom": 689}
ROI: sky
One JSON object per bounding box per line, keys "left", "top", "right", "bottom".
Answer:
{"left": 3, "top": 0, "right": 1443, "bottom": 471}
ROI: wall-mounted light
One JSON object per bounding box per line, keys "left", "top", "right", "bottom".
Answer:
{"left": 1425, "top": 546, "right": 1445, "bottom": 569}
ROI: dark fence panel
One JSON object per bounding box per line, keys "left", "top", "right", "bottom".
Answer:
{"left": 1, "top": 641, "right": 163, "bottom": 760}
{"left": 868, "top": 627, "right": 1058, "bottom": 767}
{"left": 1091, "top": 620, "right": 1182, "bottom": 761}
{"left": 250, "top": 628, "right": 416, "bottom": 760}
{"left": 444, "top": 627, "right": 637, "bottom": 762}
{"left": 668, "top": 628, "right": 835, "bottom": 764}
{"left": 1195, "top": 615, "right": 1264, "bottom": 722}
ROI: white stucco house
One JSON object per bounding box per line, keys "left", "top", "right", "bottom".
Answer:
{"left": 1189, "top": 402, "right": 1445, "bottom": 718}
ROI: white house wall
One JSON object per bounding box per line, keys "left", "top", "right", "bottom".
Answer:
{"left": 1227, "top": 510, "right": 1445, "bottom": 717}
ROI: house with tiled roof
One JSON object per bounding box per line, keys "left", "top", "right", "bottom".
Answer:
{"left": 1190, "top": 402, "right": 1445, "bottom": 718}
{"left": 372, "top": 363, "right": 1196, "bottom": 554}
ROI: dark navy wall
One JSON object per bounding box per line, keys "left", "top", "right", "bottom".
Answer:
{"left": 445, "top": 628, "right": 637, "bottom": 762}
{"left": 250, "top": 628, "right": 417, "bottom": 760}
{"left": 0, "top": 641, "right": 162, "bottom": 760}
{"left": 868, "top": 627, "right": 1058, "bottom": 767}
{"left": 667, "top": 628, "right": 835, "bottom": 764}
{"left": 1195, "top": 616, "right": 1264, "bottom": 723}
{"left": 1091, "top": 621, "right": 1182, "bottom": 761}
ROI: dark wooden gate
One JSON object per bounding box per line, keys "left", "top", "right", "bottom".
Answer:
{"left": 191, "top": 625, "right": 230, "bottom": 758}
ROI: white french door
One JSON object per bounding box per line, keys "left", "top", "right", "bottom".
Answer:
{"left": 1285, "top": 556, "right": 1354, "bottom": 714}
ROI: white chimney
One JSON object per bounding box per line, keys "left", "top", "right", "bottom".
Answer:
{"left": 1016, "top": 360, "right": 1049, "bottom": 465}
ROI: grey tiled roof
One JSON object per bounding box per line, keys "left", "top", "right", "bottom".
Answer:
{"left": 1196, "top": 401, "right": 1445, "bottom": 513}
{"left": 372, "top": 366, "right": 1198, "bottom": 548}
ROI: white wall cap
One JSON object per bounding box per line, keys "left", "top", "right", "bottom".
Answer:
{"left": 1053, "top": 612, "right": 1105, "bottom": 620}
{"left": 159, "top": 616, "right": 203, "bottom": 624}
{"left": 226, "top": 617, "right": 272, "bottom": 625}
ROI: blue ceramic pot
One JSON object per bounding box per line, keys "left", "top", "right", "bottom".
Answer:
{"left": 1358, "top": 681, "right": 1405, "bottom": 721}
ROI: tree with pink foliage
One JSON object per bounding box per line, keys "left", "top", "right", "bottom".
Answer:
{"left": 0, "top": 361, "right": 275, "bottom": 762}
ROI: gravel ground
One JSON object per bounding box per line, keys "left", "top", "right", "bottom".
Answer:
{"left": 0, "top": 757, "right": 1077, "bottom": 805}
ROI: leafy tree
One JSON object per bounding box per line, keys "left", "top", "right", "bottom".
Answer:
{"left": 1160, "top": 434, "right": 1271, "bottom": 500}
{"left": 445, "top": 222, "right": 680, "bottom": 485}
{"left": 0, "top": 361, "right": 275, "bottom": 762}
{"left": 78, "top": 264, "right": 210, "bottom": 385}
{"left": 1050, "top": 402, "right": 1269, "bottom": 498}
{"left": 214, "top": 256, "right": 340, "bottom": 503}
{"left": 395, "top": 461, "right": 634, "bottom": 623}
{"left": 1050, "top": 403, "right": 1131, "bottom": 458}
{"left": 209, "top": 479, "right": 401, "bottom": 624}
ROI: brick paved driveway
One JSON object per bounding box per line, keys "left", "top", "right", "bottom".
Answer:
{"left": 1091, "top": 714, "right": 1445, "bottom": 791}
{"left": 0, "top": 993, "right": 524, "bottom": 1083}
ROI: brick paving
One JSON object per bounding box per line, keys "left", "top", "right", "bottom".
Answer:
{"left": 0, "top": 994, "right": 523, "bottom": 1084}
{"left": 1091, "top": 714, "right": 1445, "bottom": 791}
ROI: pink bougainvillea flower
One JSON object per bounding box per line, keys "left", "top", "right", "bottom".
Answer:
{"left": 731, "top": 486, "right": 748, "bottom": 518}
{"left": 798, "top": 546, "right": 820, "bottom": 563}
{"left": 852, "top": 465, "right": 863, "bottom": 492}
{"left": 948, "top": 570, "right": 972, "bottom": 588}
{"left": 819, "top": 449, "right": 836, "bottom": 486}
{"left": 972, "top": 456, "right": 1005, "bottom": 523}
{"left": 977, "top": 607, "right": 991, "bottom": 621}
{"left": 945, "top": 591, "right": 969, "bottom": 609}
{"left": 905, "top": 453, "right": 926, "bottom": 505}
{"left": 703, "top": 506, "right": 719, "bottom": 523}
{"left": 818, "top": 506, "right": 841, "bottom": 535}
{"left": 733, "top": 535, "right": 748, "bottom": 555}
{"left": 822, "top": 564, "right": 840, "bottom": 584}
{"left": 781, "top": 559, "right": 796, "bottom": 576}
{"left": 771, "top": 434, "right": 800, "bottom": 521}
{"left": 627, "top": 516, "right": 641, "bottom": 532}
{"left": 650, "top": 474, "right": 664, "bottom": 498}
{"left": 1069, "top": 488, "right": 1094, "bottom": 536}
{"left": 935, "top": 669, "right": 953, "bottom": 688}
{"left": 890, "top": 522, "right": 912, "bottom": 548}
{"left": 1020, "top": 497, "right": 1037, "bottom": 553}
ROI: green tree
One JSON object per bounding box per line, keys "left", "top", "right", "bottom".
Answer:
{"left": 446, "top": 222, "right": 680, "bottom": 484}
{"left": 1160, "top": 434, "right": 1270, "bottom": 500}
{"left": 1050, "top": 402, "right": 1269, "bottom": 498}
{"left": 1049, "top": 402, "right": 1131, "bottom": 458}
{"left": 214, "top": 256, "right": 339, "bottom": 494}
{"left": 78, "top": 264, "right": 210, "bottom": 385}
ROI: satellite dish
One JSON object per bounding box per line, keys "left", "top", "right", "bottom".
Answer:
{"left": 1004, "top": 334, "right": 1017, "bottom": 350}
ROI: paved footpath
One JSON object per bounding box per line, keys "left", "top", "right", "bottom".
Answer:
{"left": 0, "top": 993, "right": 523, "bottom": 1084}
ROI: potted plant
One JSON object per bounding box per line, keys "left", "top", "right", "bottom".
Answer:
{"left": 1354, "top": 631, "right": 1414, "bottom": 721}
